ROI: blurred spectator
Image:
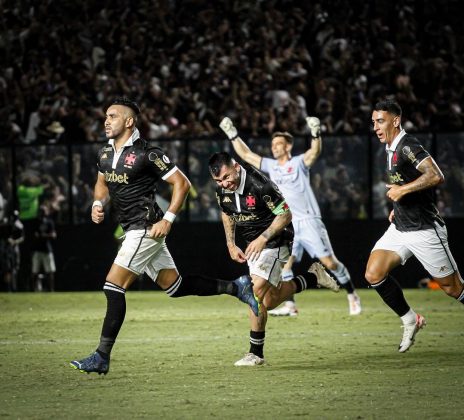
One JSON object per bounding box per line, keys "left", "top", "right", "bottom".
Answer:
{"left": 0, "top": 210, "right": 24, "bottom": 292}
{"left": 31, "top": 204, "right": 57, "bottom": 292}
{"left": 1, "top": 1, "right": 463, "bottom": 142}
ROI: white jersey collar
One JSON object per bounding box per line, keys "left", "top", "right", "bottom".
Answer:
{"left": 108, "top": 128, "right": 141, "bottom": 150}
{"left": 386, "top": 129, "right": 406, "bottom": 153}
{"left": 236, "top": 166, "right": 247, "bottom": 195}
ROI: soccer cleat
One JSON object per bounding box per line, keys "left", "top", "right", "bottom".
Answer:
{"left": 308, "top": 262, "right": 340, "bottom": 292}
{"left": 234, "top": 275, "right": 260, "bottom": 317}
{"left": 398, "top": 314, "right": 426, "bottom": 353}
{"left": 268, "top": 301, "right": 299, "bottom": 317}
{"left": 234, "top": 353, "right": 265, "bottom": 366}
{"left": 347, "top": 292, "right": 362, "bottom": 315}
{"left": 70, "top": 351, "right": 110, "bottom": 375}
{"left": 306, "top": 116, "right": 321, "bottom": 138}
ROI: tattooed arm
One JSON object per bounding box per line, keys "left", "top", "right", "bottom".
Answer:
{"left": 221, "top": 211, "right": 247, "bottom": 263}
{"left": 244, "top": 210, "right": 292, "bottom": 261}
{"left": 386, "top": 157, "right": 444, "bottom": 202}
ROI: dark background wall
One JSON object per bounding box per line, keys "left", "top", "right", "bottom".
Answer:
{"left": 42, "top": 219, "right": 463, "bottom": 291}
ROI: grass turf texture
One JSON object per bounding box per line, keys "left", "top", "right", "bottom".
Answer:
{"left": 0, "top": 290, "right": 462, "bottom": 419}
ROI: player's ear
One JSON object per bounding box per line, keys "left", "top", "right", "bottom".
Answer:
{"left": 125, "top": 116, "right": 134, "bottom": 128}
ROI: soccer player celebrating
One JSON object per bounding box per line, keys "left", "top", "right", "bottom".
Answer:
{"left": 70, "top": 97, "right": 259, "bottom": 375}
{"left": 366, "top": 99, "right": 463, "bottom": 352}
{"left": 209, "top": 152, "right": 339, "bottom": 366}
{"left": 220, "top": 116, "right": 361, "bottom": 316}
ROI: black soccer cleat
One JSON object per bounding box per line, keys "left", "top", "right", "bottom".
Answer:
{"left": 70, "top": 351, "right": 110, "bottom": 375}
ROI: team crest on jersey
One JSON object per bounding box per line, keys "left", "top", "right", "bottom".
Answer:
{"left": 392, "top": 152, "right": 398, "bottom": 165}
{"left": 124, "top": 153, "right": 137, "bottom": 167}
{"left": 223, "top": 196, "right": 232, "bottom": 203}
{"left": 287, "top": 166, "right": 293, "bottom": 173}
{"left": 245, "top": 195, "right": 256, "bottom": 208}
{"left": 402, "top": 146, "right": 417, "bottom": 164}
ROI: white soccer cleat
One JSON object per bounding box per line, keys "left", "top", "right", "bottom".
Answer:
{"left": 234, "top": 353, "right": 265, "bottom": 366}
{"left": 268, "top": 301, "right": 299, "bottom": 317}
{"left": 398, "top": 314, "right": 426, "bottom": 353}
{"left": 347, "top": 292, "right": 362, "bottom": 315}
{"left": 219, "top": 117, "right": 238, "bottom": 139}
{"left": 306, "top": 116, "right": 321, "bottom": 138}
{"left": 308, "top": 262, "right": 340, "bottom": 292}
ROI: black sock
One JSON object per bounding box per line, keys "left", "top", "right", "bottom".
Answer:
{"left": 97, "top": 282, "right": 126, "bottom": 357}
{"left": 344, "top": 281, "right": 355, "bottom": 294}
{"left": 249, "top": 330, "right": 265, "bottom": 358}
{"left": 371, "top": 275, "right": 409, "bottom": 317}
{"left": 165, "top": 275, "right": 237, "bottom": 297}
{"left": 293, "top": 272, "right": 318, "bottom": 293}
{"left": 457, "top": 287, "right": 464, "bottom": 304}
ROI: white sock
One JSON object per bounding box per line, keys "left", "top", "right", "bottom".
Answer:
{"left": 400, "top": 309, "right": 416, "bottom": 325}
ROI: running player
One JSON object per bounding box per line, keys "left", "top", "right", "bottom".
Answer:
{"left": 366, "top": 99, "right": 463, "bottom": 352}
{"left": 220, "top": 116, "right": 361, "bottom": 316}
{"left": 209, "top": 152, "right": 339, "bottom": 366}
{"left": 69, "top": 97, "right": 259, "bottom": 375}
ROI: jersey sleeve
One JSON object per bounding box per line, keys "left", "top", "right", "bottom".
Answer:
{"left": 260, "top": 157, "right": 272, "bottom": 174}
{"left": 145, "top": 146, "right": 178, "bottom": 179}
{"left": 399, "top": 138, "right": 430, "bottom": 169}
{"left": 261, "top": 181, "right": 290, "bottom": 216}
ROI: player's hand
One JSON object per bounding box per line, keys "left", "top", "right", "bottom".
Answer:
{"left": 149, "top": 219, "right": 172, "bottom": 239}
{"left": 388, "top": 209, "right": 395, "bottom": 223}
{"left": 306, "top": 116, "right": 321, "bottom": 138}
{"left": 281, "top": 268, "right": 294, "bottom": 282}
{"left": 228, "top": 244, "right": 247, "bottom": 263}
{"left": 219, "top": 117, "right": 238, "bottom": 140}
{"left": 386, "top": 184, "right": 405, "bottom": 202}
{"left": 91, "top": 205, "right": 105, "bottom": 224}
{"left": 245, "top": 236, "right": 267, "bottom": 262}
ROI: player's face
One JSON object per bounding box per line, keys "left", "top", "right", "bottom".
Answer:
{"left": 105, "top": 105, "right": 131, "bottom": 139}
{"left": 372, "top": 110, "right": 400, "bottom": 144}
{"left": 271, "top": 137, "right": 290, "bottom": 159}
{"left": 212, "top": 163, "right": 241, "bottom": 191}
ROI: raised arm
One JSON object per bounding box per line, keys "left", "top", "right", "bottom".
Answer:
{"left": 303, "top": 117, "right": 322, "bottom": 167}
{"left": 219, "top": 117, "right": 262, "bottom": 169}
{"left": 386, "top": 157, "right": 444, "bottom": 202}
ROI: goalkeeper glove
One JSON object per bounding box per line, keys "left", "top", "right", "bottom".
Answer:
{"left": 306, "top": 116, "right": 321, "bottom": 138}
{"left": 219, "top": 117, "right": 238, "bottom": 140}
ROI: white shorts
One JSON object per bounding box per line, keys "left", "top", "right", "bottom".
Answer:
{"left": 114, "top": 229, "right": 177, "bottom": 281}
{"left": 292, "top": 218, "right": 334, "bottom": 261}
{"left": 247, "top": 246, "right": 290, "bottom": 287}
{"left": 32, "top": 251, "right": 56, "bottom": 274}
{"left": 372, "top": 222, "right": 458, "bottom": 278}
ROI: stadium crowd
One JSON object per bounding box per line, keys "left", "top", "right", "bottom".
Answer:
{"left": 0, "top": 0, "right": 463, "bottom": 144}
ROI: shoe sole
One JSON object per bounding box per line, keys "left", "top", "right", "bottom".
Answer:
{"left": 69, "top": 362, "right": 108, "bottom": 375}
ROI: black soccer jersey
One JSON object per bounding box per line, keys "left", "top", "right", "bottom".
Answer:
{"left": 216, "top": 165, "right": 293, "bottom": 248}
{"left": 386, "top": 133, "right": 443, "bottom": 231}
{"left": 97, "top": 134, "right": 177, "bottom": 231}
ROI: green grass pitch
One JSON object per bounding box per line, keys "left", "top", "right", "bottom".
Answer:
{"left": 0, "top": 290, "right": 462, "bottom": 419}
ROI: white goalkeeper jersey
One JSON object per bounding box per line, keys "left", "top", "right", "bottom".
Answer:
{"left": 261, "top": 155, "right": 321, "bottom": 221}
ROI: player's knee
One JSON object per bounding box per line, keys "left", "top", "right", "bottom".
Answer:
{"left": 365, "top": 267, "right": 384, "bottom": 285}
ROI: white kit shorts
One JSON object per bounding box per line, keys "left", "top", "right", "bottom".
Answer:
{"left": 114, "top": 229, "right": 176, "bottom": 281}
{"left": 372, "top": 222, "right": 458, "bottom": 278}
{"left": 247, "top": 246, "right": 290, "bottom": 287}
